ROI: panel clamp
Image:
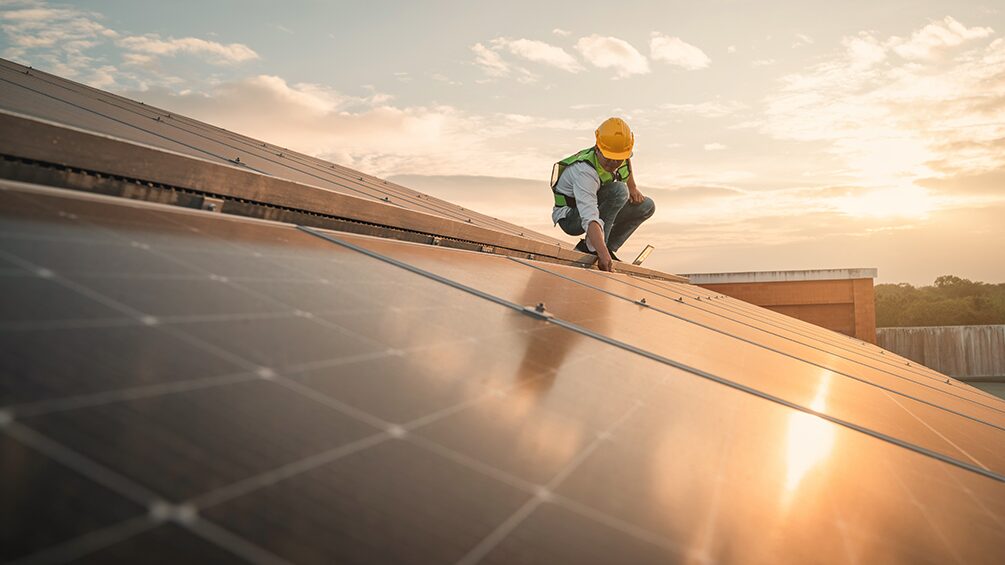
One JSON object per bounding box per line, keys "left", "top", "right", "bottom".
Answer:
{"left": 522, "top": 302, "right": 554, "bottom": 320}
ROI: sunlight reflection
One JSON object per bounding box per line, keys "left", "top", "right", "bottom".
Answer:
{"left": 784, "top": 375, "right": 835, "bottom": 497}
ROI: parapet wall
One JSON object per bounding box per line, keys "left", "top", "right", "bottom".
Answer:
{"left": 684, "top": 269, "right": 878, "bottom": 343}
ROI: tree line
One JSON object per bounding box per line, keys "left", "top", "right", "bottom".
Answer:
{"left": 875, "top": 275, "right": 1005, "bottom": 327}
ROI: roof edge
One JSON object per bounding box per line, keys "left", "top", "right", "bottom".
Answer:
{"left": 684, "top": 268, "right": 878, "bottom": 284}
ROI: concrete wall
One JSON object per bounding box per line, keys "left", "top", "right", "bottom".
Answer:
{"left": 876, "top": 325, "right": 1005, "bottom": 380}
{"left": 686, "top": 269, "right": 877, "bottom": 343}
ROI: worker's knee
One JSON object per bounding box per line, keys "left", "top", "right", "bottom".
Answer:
{"left": 641, "top": 196, "right": 655, "bottom": 218}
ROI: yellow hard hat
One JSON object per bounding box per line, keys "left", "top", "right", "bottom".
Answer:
{"left": 595, "top": 117, "right": 634, "bottom": 160}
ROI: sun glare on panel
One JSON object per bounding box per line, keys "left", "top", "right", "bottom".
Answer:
{"left": 833, "top": 185, "right": 935, "bottom": 219}
{"left": 783, "top": 375, "right": 835, "bottom": 498}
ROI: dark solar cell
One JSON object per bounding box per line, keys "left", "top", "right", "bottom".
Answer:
{"left": 0, "top": 435, "right": 145, "bottom": 561}
{"left": 201, "top": 440, "right": 532, "bottom": 565}
{"left": 71, "top": 524, "right": 249, "bottom": 565}
{"left": 480, "top": 503, "right": 679, "bottom": 564}
{"left": 0, "top": 276, "right": 125, "bottom": 323}
{"left": 21, "top": 380, "right": 381, "bottom": 500}
{"left": 0, "top": 324, "right": 243, "bottom": 406}
{"left": 168, "top": 316, "right": 388, "bottom": 369}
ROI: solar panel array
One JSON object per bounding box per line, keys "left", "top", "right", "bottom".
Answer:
{"left": 0, "top": 58, "right": 565, "bottom": 248}
{"left": 1, "top": 57, "right": 1004, "bottom": 565}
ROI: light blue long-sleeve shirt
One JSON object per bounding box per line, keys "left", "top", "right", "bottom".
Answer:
{"left": 551, "top": 161, "right": 603, "bottom": 233}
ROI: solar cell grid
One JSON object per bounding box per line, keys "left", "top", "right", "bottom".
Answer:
{"left": 1, "top": 183, "right": 1003, "bottom": 564}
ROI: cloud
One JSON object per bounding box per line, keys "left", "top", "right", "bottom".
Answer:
{"left": 575, "top": 34, "right": 650, "bottom": 77}
{"left": 430, "top": 72, "right": 461, "bottom": 85}
{"left": 752, "top": 58, "right": 776, "bottom": 67}
{"left": 0, "top": 0, "right": 258, "bottom": 89}
{"left": 761, "top": 17, "right": 1005, "bottom": 197}
{"left": 470, "top": 41, "right": 537, "bottom": 82}
{"left": 552, "top": 28, "right": 571, "bottom": 37}
{"left": 126, "top": 74, "right": 591, "bottom": 179}
{"left": 792, "top": 33, "right": 814, "bottom": 48}
{"left": 116, "top": 35, "right": 258, "bottom": 64}
{"left": 889, "top": 16, "right": 993, "bottom": 60}
{"left": 0, "top": 3, "right": 119, "bottom": 85}
{"left": 916, "top": 166, "right": 1005, "bottom": 196}
{"left": 660, "top": 99, "right": 745, "bottom": 118}
{"left": 491, "top": 37, "right": 583, "bottom": 72}
{"left": 649, "top": 33, "right": 710, "bottom": 70}
{"left": 704, "top": 143, "right": 727, "bottom": 151}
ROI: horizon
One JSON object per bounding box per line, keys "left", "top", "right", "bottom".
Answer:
{"left": 2, "top": 0, "right": 1002, "bottom": 285}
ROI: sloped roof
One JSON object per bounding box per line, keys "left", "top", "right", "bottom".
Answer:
{"left": 1, "top": 58, "right": 1003, "bottom": 564}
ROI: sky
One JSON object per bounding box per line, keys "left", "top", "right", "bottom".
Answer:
{"left": 2, "top": 0, "right": 1003, "bottom": 284}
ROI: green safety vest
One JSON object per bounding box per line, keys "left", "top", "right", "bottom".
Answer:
{"left": 550, "top": 147, "right": 631, "bottom": 207}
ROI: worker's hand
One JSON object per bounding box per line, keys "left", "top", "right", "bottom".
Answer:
{"left": 597, "top": 251, "right": 614, "bottom": 272}
{"left": 628, "top": 186, "right": 645, "bottom": 204}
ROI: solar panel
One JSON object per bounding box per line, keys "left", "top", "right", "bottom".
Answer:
{"left": 2, "top": 182, "right": 1004, "bottom": 564}
{"left": 310, "top": 230, "right": 1005, "bottom": 474}
{"left": 0, "top": 58, "right": 562, "bottom": 246}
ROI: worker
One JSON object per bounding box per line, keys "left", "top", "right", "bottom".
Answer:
{"left": 550, "top": 117, "right": 655, "bottom": 272}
